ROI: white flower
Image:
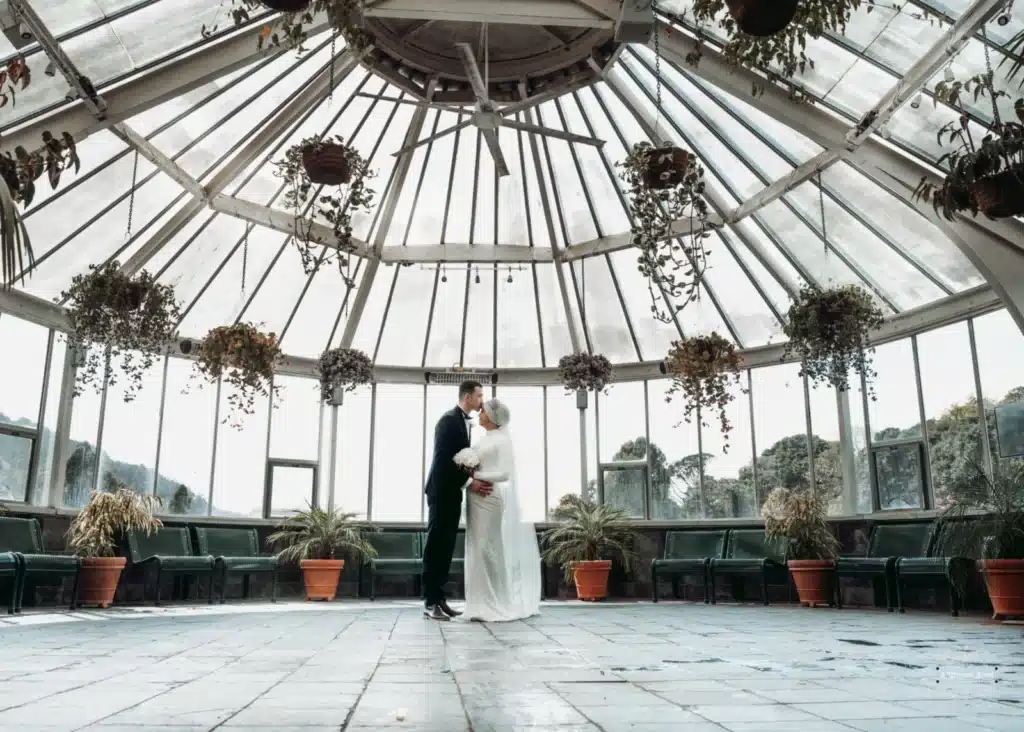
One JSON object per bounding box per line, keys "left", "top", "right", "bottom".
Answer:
{"left": 453, "top": 447, "right": 480, "bottom": 472}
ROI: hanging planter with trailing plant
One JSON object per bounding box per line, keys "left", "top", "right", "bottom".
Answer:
{"left": 557, "top": 353, "right": 614, "bottom": 395}
{"left": 1, "top": 130, "right": 80, "bottom": 287}
{"left": 194, "top": 323, "right": 281, "bottom": 428}
{"left": 914, "top": 75, "right": 1024, "bottom": 221}
{"left": 782, "top": 284, "right": 884, "bottom": 396}
{"left": 273, "top": 134, "right": 375, "bottom": 287}
{"left": 202, "top": 0, "right": 372, "bottom": 54}
{"left": 617, "top": 141, "right": 712, "bottom": 323}
{"left": 60, "top": 261, "right": 181, "bottom": 402}
{"left": 317, "top": 347, "right": 373, "bottom": 403}
{"left": 0, "top": 57, "right": 32, "bottom": 112}
{"left": 663, "top": 332, "right": 743, "bottom": 451}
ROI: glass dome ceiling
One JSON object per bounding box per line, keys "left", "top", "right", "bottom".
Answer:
{"left": 3, "top": 0, "right": 1023, "bottom": 371}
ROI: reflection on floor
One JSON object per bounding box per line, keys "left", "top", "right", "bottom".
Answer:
{"left": 0, "top": 600, "right": 1021, "bottom": 731}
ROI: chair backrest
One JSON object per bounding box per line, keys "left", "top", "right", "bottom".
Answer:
{"left": 664, "top": 530, "right": 727, "bottom": 559}
{"left": 0, "top": 517, "right": 44, "bottom": 554}
{"left": 932, "top": 519, "right": 992, "bottom": 559}
{"left": 868, "top": 522, "right": 933, "bottom": 558}
{"left": 127, "top": 526, "right": 193, "bottom": 563}
{"left": 725, "top": 529, "right": 787, "bottom": 562}
{"left": 194, "top": 527, "right": 258, "bottom": 557}
{"left": 370, "top": 532, "right": 421, "bottom": 560}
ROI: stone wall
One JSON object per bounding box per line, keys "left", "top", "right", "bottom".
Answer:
{"left": 0, "top": 508, "right": 989, "bottom": 615}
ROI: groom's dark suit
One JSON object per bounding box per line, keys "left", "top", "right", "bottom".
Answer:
{"left": 422, "top": 405, "right": 472, "bottom": 607}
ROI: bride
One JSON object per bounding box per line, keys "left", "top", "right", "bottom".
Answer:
{"left": 463, "top": 398, "right": 542, "bottom": 622}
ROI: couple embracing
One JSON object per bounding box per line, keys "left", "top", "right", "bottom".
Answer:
{"left": 421, "top": 380, "right": 542, "bottom": 623}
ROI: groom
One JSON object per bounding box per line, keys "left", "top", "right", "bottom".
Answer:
{"left": 422, "top": 379, "right": 492, "bottom": 621}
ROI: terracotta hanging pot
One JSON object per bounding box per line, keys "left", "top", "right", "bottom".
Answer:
{"left": 969, "top": 168, "right": 1024, "bottom": 219}
{"left": 302, "top": 143, "right": 352, "bottom": 186}
{"left": 76, "top": 556, "right": 126, "bottom": 608}
{"left": 572, "top": 560, "right": 612, "bottom": 601}
{"left": 982, "top": 559, "right": 1024, "bottom": 620}
{"left": 300, "top": 558, "right": 344, "bottom": 601}
{"left": 644, "top": 147, "right": 690, "bottom": 190}
{"left": 788, "top": 559, "right": 835, "bottom": 608}
{"left": 724, "top": 0, "right": 799, "bottom": 37}
{"left": 261, "top": 0, "right": 311, "bottom": 12}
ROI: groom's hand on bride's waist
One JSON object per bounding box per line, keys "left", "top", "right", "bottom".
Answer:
{"left": 469, "top": 479, "right": 493, "bottom": 496}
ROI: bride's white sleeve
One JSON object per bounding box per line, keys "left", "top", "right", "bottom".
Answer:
{"left": 474, "top": 443, "right": 511, "bottom": 483}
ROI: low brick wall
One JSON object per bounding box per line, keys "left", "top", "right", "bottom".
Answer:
{"left": 0, "top": 507, "right": 989, "bottom": 615}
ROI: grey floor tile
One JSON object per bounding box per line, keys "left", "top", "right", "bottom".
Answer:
{"left": 691, "top": 703, "right": 820, "bottom": 724}
{"left": 794, "top": 701, "right": 936, "bottom": 721}
{"left": 721, "top": 724, "right": 858, "bottom": 732}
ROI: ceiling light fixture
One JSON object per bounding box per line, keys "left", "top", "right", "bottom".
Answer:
{"left": 911, "top": 93, "right": 922, "bottom": 109}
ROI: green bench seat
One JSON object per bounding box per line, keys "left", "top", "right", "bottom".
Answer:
{"left": 836, "top": 521, "right": 934, "bottom": 612}
{"left": 1, "top": 551, "right": 18, "bottom": 614}
{"left": 193, "top": 527, "right": 278, "bottom": 604}
{"left": 366, "top": 532, "right": 422, "bottom": 600}
{"left": 895, "top": 520, "right": 985, "bottom": 617}
{"left": 652, "top": 530, "right": 727, "bottom": 603}
{"left": 709, "top": 529, "right": 789, "bottom": 606}
{"left": 0, "top": 517, "right": 81, "bottom": 613}
{"left": 127, "top": 526, "right": 215, "bottom": 605}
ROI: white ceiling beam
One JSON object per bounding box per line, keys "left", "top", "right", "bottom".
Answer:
{"left": 380, "top": 244, "right": 554, "bottom": 263}
{"left": 110, "top": 123, "right": 207, "bottom": 201}
{"left": 0, "top": 11, "right": 331, "bottom": 153}
{"left": 363, "top": 0, "right": 614, "bottom": 28}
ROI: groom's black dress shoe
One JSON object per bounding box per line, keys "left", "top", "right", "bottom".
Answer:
{"left": 423, "top": 604, "right": 450, "bottom": 621}
{"left": 438, "top": 600, "right": 462, "bottom": 618}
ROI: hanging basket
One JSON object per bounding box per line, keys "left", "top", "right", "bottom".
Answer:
{"left": 302, "top": 143, "right": 352, "bottom": 186}
{"left": 969, "top": 168, "right": 1024, "bottom": 219}
{"left": 724, "top": 0, "right": 799, "bottom": 37}
{"left": 261, "top": 0, "right": 312, "bottom": 11}
{"left": 644, "top": 147, "right": 691, "bottom": 190}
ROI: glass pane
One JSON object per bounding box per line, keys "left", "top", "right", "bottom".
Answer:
{"left": 750, "top": 363, "right": 809, "bottom": 512}
{"left": 698, "top": 373, "right": 756, "bottom": 518}
{"left": 602, "top": 466, "right": 646, "bottom": 519}
{"left": 0, "top": 432, "right": 33, "bottom": 502}
{"left": 546, "top": 387, "right": 582, "bottom": 516}
{"left": 806, "top": 382, "right": 848, "bottom": 516}
{"left": 495, "top": 386, "right": 546, "bottom": 523}
{"left": 850, "top": 369, "right": 874, "bottom": 515}
{"left": 98, "top": 354, "right": 163, "bottom": 495}
{"left": 269, "top": 465, "right": 316, "bottom": 517}
{"left": 336, "top": 387, "right": 372, "bottom": 519}
{"left": 269, "top": 375, "right": 320, "bottom": 461}
{"left": 873, "top": 443, "right": 925, "bottom": 510}
{"left": 156, "top": 358, "right": 214, "bottom": 516}
{"left": 34, "top": 338, "right": 67, "bottom": 505}
{"left": 598, "top": 382, "right": 646, "bottom": 463}
{"left": 211, "top": 383, "right": 269, "bottom": 519}
{"left": 0, "top": 316, "right": 48, "bottom": 428}
{"left": 973, "top": 310, "right": 1024, "bottom": 469}
{"left": 916, "top": 322, "right": 981, "bottom": 509}
{"left": 868, "top": 339, "right": 922, "bottom": 442}
{"left": 372, "top": 384, "right": 424, "bottom": 522}
{"left": 647, "top": 379, "right": 702, "bottom": 520}
{"left": 64, "top": 347, "right": 103, "bottom": 508}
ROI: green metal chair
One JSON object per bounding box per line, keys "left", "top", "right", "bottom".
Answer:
{"left": 0, "top": 517, "right": 81, "bottom": 612}
{"left": 1, "top": 551, "right": 19, "bottom": 614}
{"left": 366, "top": 532, "right": 422, "bottom": 600}
{"left": 192, "top": 527, "right": 278, "bottom": 604}
{"left": 896, "top": 520, "right": 986, "bottom": 616}
{"left": 126, "top": 526, "right": 215, "bottom": 605}
{"left": 836, "top": 521, "right": 935, "bottom": 612}
{"left": 709, "top": 529, "right": 789, "bottom": 606}
{"left": 652, "top": 530, "right": 728, "bottom": 603}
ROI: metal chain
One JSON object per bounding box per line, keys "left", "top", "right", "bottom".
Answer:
{"left": 241, "top": 226, "right": 249, "bottom": 295}
{"left": 329, "top": 30, "right": 337, "bottom": 104}
{"left": 125, "top": 150, "right": 139, "bottom": 238}
{"left": 817, "top": 170, "right": 828, "bottom": 253}
{"left": 653, "top": 0, "right": 663, "bottom": 144}
{"left": 981, "top": 26, "right": 1000, "bottom": 125}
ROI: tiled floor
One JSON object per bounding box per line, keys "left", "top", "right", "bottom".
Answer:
{"left": 0, "top": 600, "right": 1021, "bottom": 731}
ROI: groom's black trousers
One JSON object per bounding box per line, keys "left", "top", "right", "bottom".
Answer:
{"left": 422, "top": 490, "right": 462, "bottom": 606}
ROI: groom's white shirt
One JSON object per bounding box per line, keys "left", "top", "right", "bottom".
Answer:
{"left": 459, "top": 406, "right": 473, "bottom": 491}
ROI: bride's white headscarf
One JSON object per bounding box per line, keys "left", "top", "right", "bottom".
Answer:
{"left": 479, "top": 397, "right": 541, "bottom": 617}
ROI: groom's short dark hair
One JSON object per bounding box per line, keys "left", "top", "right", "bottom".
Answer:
{"left": 459, "top": 379, "right": 482, "bottom": 398}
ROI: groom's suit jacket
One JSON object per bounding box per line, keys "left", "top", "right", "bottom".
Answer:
{"left": 425, "top": 406, "right": 472, "bottom": 502}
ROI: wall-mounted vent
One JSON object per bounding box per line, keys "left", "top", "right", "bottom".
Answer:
{"left": 426, "top": 370, "right": 497, "bottom": 386}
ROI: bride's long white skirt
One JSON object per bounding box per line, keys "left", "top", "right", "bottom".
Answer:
{"left": 464, "top": 488, "right": 511, "bottom": 622}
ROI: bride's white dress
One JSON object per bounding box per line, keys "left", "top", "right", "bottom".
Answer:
{"left": 464, "top": 427, "right": 542, "bottom": 622}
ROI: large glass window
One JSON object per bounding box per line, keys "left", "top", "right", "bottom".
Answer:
{"left": 750, "top": 363, "right": 809, "bottom": 510}
{"left": 267, "top": 461, "right": 317, "bottom": 517}
{"left": 156, "top": 358, "right": 216, "bottom": 516}
{"left": 973, "top": 309, "right": 1024, "bottom": 468}
{"left": 805, "top": 381, "right": 848, "bottom": 515}
{"left": 0, "top": 315, "right": 49, "bottom": 428}
{"left": 597, "top": 382, "right": 647, "bottom": 518}
{"left": 211, "top": 381, "right": 269, "bottom": 519}
{"left": 867, "top": 339, "right": 922, "bottom": 442}
{"left": 916, "top": 322, "right": 981, "bottom": 508}
{"left": 371, "top": 384, "right": 424, "bottom": 522}
{"left": 97, "top": 354, "right": 163, "bottom": 496}
{"left": 269, "top": 375, "right": 320, "bottom": 461}
{"left": 647, "top": 379, "right": 702, "bottom": 520}
{"left": 698, "top": 372, "right": 756, "bottom": 518}
{"left": 0, "top": 432, "right": 33, "bottom": 502}
{"left": 496, "top": 386, "right": 546, "bottom": 523}
{"left": 335, "top": 387, "right": 371, "bottom": 519}
{"left": 546, "top": 387, "right": 582, "bottom": 516}
{"left": 33, "top": 337, "right": 65, "bottom": 505}
{"left": 64, "top": 347, "right": 103, "bottom": 508}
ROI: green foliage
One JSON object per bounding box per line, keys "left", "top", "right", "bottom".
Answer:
{"left": 939, "top": 458, "right": 1024, "bottom": 561}
{"left": 267, "top": 506, "right": 379, "bottom": 563}
{"left": 542, "top": 494, "right": 638, "bottom": 584}
{"left": 202, "top": 1, "right": 372, "bottom": 54}
{"left": 557, "top": 353, "right": 613, "bottom": 393}
{"left": 762, "top": 487, "right": 840, "bottom": 560}
{"left": 67, "top": 480, "right": 162, "bottom": 558}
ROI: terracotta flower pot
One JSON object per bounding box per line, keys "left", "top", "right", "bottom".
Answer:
{"left": 300, "top": 559, "right": 344, "bottom": 601}
{"left": 644, "top": 147, "right": 690, "bottom": 190}
{"left": 76, "top": 556, "right": 126, "bottom": 608}
{"left": 981, "top": 559, "right": 1024, "bottom": 620}
{"left": 969, "top": 169, "right": 1024, "bottom": 219}
{"left": 572, "top": 560, "right": 612, "bottom": 601}
{"left": 302, "top": 143, "right": 352, "bottom": 186}
{"left": 788, "top": 559, "right": 835, "bottom": 608}
{"left": 724, "top": 0, "right": 799, "bottom": 37}
{"left": 262, "top": 0, "right": 311, "bottom": 12}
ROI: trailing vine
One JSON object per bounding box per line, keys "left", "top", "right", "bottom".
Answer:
{"left": 194, "top": 322, "right": 282, "bottom": 428}
{"left": 558, "top": 353, "right": 614, "bottom": 393}
{"left": 318, "top": 347, "right": 373, "bottom": 402}
{"left": 202, "top": 0, "right": 372, "bottom": 54}
{"left": 664, "top": 332, "right": 744, "bottom": 452}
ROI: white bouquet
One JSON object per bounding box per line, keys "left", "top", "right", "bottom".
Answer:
{"left": 453, "top": 447, "right": 480, "bottom": 474}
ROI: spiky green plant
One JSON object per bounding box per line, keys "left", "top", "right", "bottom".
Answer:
{"left": 266, "top": 506, "right": 379, "bottom": 563}
{"left": 939, "top": 458, "right": 1024, "bottom": 563}
{"left": 762, "top": 487, "right": 839, "bottom": 561}
{"left": 66, "top": 482, "right": 162, "bottom": 558}
{"left": 542, "top": 494, "right": 637, "bottom": 584}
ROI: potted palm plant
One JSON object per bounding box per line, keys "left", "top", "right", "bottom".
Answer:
{"left": 266, "top": 506, "right": 378, "bottom": 601}
{"left": 541, "top": 494, "right": 637, "bottom": 601}
{"left": 939, "top": 459, "right": 1024, "bottom": 621}
{"left": 762, "top": 487, "right": 840, "bottom": 608}
{"left": 66, "top": 483, "right": 162, "bottom": 608}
